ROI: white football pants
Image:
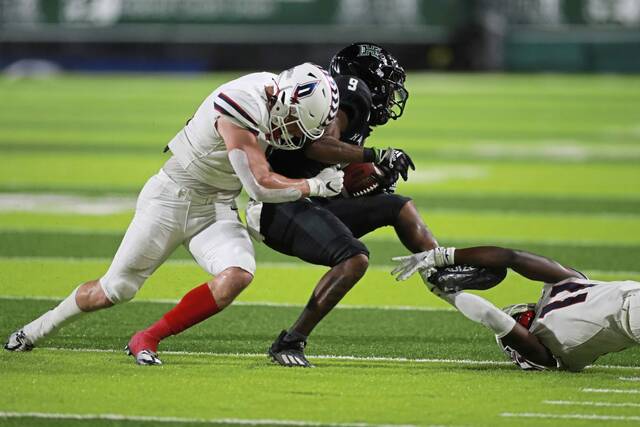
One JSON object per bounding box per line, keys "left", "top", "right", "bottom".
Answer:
{"left": 99, "top": 170, "right": 255, "bottom": 303}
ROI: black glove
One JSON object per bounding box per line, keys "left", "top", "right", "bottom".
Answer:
{"left": 372, "top": 147, "right": 415, "bottom": 181}
{"left": 427, "top": 265, "right": 508, "bottom": 293}
{"left": 375, "top": 165, "right": 399, "bottom": 193}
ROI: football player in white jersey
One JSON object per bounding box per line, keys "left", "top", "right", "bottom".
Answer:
{"left": 4, "top": 63, "right": 344, "bottom": 364}
{"left": 392, "top": 246, "right": 640, "bottom": 372}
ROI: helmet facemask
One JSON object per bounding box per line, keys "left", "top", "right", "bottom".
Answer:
{"left": 495, "top": 303, "right": 550, "bottom": 371}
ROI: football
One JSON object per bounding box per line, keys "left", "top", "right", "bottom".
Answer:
{"left": 342, "top": 162, "right": 383, "bottom": 197}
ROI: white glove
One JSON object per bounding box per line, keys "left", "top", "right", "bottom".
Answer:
{"left": 307, "top": 167, "right": 344, "bottom": 198}
{"left": 391, "top": 247, "right": 455, "bottom": 281}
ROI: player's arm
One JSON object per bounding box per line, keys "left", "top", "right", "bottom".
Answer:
{"left": 452, "top": 246, "right": 580, "bottom": 284}
{"left": 434, "top": 288, "right": 556, "bottom": 368}
{"left": 392, "top": 246, "right": 580, "bottom": 284}
{"left": 303, "top": 116, "right": 368, "bottom": 164}
{"left": 218, "top": 117, "right": 342, "bottom": 201}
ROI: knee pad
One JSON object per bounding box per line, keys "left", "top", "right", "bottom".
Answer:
{"left": 99, "top": 274, "right": 142, "bottom": 304}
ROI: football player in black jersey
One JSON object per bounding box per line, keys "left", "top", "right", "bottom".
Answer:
{"left": 251, "top": 43, "right": 440, "bottom": 367}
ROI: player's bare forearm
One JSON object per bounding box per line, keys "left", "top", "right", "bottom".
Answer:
{"left": 454, "top": 246, "right": 579, "bottom": 284}
{"left": 304, "top": 136, "right": 366, "bottom": 164}
{"left": 219, "top": 117, "right": 310, "bottom": 196}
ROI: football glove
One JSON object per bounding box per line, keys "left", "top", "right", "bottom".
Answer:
{"left": 391, "top": 247, "right": 455, "bottom": 281}
{"left": 371, "top": 147, "right": 415, "bottom": 181}
{"left": 375, "top": 165, "right": 399, "bottom": 193}
{"left": 307, "top": 167, "right": 344, "bottom": 198}
{"left": 427, "top": 265, "right": 508, "bottom": 294}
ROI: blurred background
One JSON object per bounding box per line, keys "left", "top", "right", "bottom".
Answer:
{"left": 2, "top": 0, "right": 640, "bottom": 73}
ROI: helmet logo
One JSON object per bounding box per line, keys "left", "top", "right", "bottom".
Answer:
{"left": 291, "top": 80, "right": 320, "bottom": 103}
{"left": 358, "top": 44, "right": 384, "bottom": 59}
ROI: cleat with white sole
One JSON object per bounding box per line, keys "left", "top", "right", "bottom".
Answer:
{"left": 125, "top": 345, "right": 163, "bottom": 366}
{"left": 268, "top": 330, "right": 313, "bottom": 368}
{"left": 4, "top": 330, "right": 34, "bottom": 352}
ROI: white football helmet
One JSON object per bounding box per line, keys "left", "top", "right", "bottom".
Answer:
{"left": 268, "top": 62, "right": 339, "bottom": 150}
{"left": 495, "top": 303, "right": 554, "bottom": 371}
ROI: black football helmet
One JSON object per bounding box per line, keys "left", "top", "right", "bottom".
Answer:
{"left": 330, "top": 42, "right": 408, "bottom": 126}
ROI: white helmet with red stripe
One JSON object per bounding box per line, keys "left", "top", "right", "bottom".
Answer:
{"left": 268, "top": 62, "right": 339, "bottom": 150}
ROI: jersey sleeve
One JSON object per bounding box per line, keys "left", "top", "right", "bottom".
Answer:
{"left": 213, "top": 88, "right": 262, "bottom": 135}
{"left": 335, "top": 75, "right": 372, "bottom": 126}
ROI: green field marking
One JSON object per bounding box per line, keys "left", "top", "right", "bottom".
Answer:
{"left": 0, "top": 351, "right": 635, "bottom": 427}
{"left": 410, "top": 194, "right": 640, "bottom": 215}
{"left": 1, "top": 257, "right": 638, "bottom": 314}
{"left": 3, "top": 153, "right": 639, "bottom": 199}
{"left": 0, "top": 258, "right": 524, "bottom": 310}
{"left": 395, "top": 161, "right": 640, "bottom": 199}
{"left": 2, "top": 207, "right": 639, "bottom": 244}
{"left": 3, "top": 192, "right": 640, "bottom": 216}
{"left": 5, "top": 140, "right": 640, "bottom": 165}
{"left": 0, "top": 153, "right": 165, "bottom": 191}
{"left": 3, "top": 229, "right": 640, "bottom": 272}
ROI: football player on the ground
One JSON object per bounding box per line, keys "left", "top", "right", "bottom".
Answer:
{"left": 4, "top": 63, "right": 344, "bottom": 364}
{"left": 392, "top": 246, "right": 640, "bottom": 372}
{"left": 255, "top": 43, "right": 442, "bottom": 367}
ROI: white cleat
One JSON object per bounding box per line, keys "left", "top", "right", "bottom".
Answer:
{"left": 125, "top": 345, "right": 163, "bottom": 366}
{"left": 4, "top": 330, "right": 34, "bottom": 352}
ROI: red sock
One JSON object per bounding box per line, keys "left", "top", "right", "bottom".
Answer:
{"left": 145, "top": 283, "right": 219, "bottom": 341}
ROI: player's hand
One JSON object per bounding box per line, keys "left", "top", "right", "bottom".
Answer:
{"left": 391, "top": 247, "right": 455, "bottom": 281}
{"left": 391, "top": 250, "right": 436, "bottom": 281}
{"left": 307, "top": 167, "right": 344, "bottom": 198}
{"left": 376, "top": 165, "right": 399, "bottom": 193}
{"left": 372, "top": 147, "right": 415, "bottom": 181}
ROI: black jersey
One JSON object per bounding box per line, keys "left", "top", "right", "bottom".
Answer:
{"left": 267, "top": 75, "right": 373, "bottom": 179}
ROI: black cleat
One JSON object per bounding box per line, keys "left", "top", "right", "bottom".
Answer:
{"left": 268, "top": 330, "right": 313, "bottom": 368}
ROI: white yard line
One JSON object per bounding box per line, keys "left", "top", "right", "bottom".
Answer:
{"left": 619, "top": 377, "right": 640, "bottom": 381}
{"left": 43, "top": 346, "right": 512, "bottom": 366}
{"left": 582, "top": 388, "right": 640, "bottom": 394}
{"left": 0, "top": 295, "right": 453, "bottom": 312}
{"left": 501, "top": 412, "right": 640, "bottom": 422}
{"left": 37, "top": 347, "right": 640, "bottom": 370}
{"left": 0, "top": 193, "right": 136, "bottom": 214}
{"left": 543, "top": 400, "right": 640, "bottom": 408}
{"left": 0, "top": 411, "right": 424, "bottom": 427}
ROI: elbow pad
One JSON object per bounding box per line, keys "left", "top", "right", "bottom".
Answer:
{"left": 228, "top": 149, "right": 302, "bottom": 203}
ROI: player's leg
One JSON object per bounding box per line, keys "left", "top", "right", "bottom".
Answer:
{"left": 259, "top": 200, "right": 369, "bottom": 367}
{"left": 4, "top": 173, "right": 187, "bottom": 352}
{"left": 321, "top": 193, "right": 438, "bottom": 252}
{"left": 126, "top": 217, "right": 256, "bottom": 365}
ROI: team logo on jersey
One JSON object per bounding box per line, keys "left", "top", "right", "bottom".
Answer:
{"left": 292, "top": 80, "right": 320, "bottom": 102}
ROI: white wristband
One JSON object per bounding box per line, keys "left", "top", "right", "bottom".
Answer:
{"left": 434, "top": 247, "right": 455, "bottom": 267}
{"left": 306, "top": 178, "right": 321, "bottom": 197}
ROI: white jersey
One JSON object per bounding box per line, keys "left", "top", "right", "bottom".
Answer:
{"left": 164, "top": 72, "right": 276, "bottom": 200}
{"left": 530, "top": 278, "right": 640, "bottom": 371}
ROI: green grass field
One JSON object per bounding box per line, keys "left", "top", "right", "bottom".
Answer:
{"left": 1, "top": 73, "right": 640, "bottom": 427}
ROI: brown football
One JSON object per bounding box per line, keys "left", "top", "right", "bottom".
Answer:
{"left": 342, "top": 162, "right": 383, "bottom": 197}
